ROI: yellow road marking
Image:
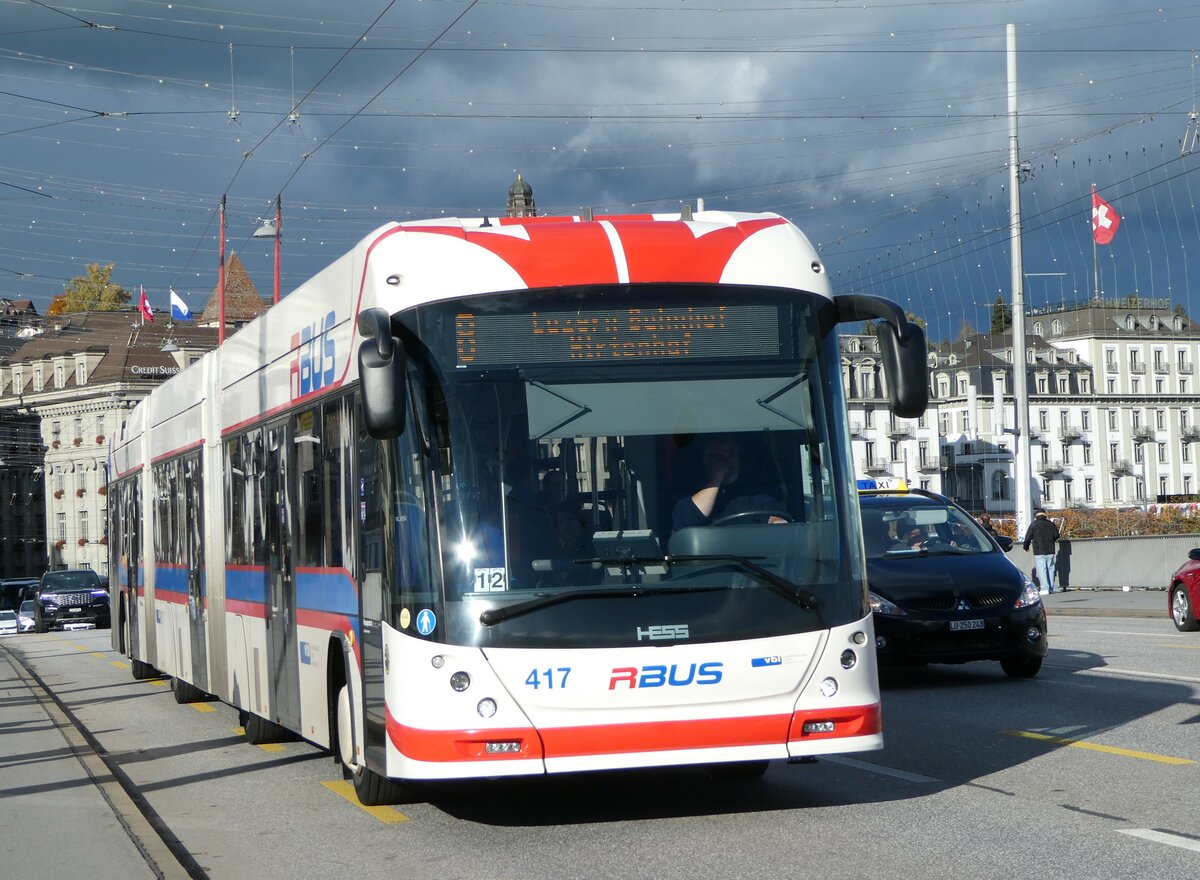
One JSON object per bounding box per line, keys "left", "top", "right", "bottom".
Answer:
{"left": 71, "top": 644, "right": 88, "bottom": 651}
{"left": 90, "top": 652, "right": 105, "bottom": 659}
{"left": 321, "top": 780, "right": 410, "bottom": 823}
{"left": 1003, "top": 730, "right": 1194, "bottom": 765}
{"left": 233, "top": 726, "right": 245, "bottom": 736}
{"left": 1160, "top": 644, "right": 1200, "bottom": 650}
{"left": 257, "top": 742, "right": 287, "bottom": 753}
{"left": 188, "top": 703, "right": 217, "bottom": 713}
{"left": 149, "top": 679, "right": 168, "bottom": 688}
{"left": 111, "top": 660, "right": 129, "bottom": 669}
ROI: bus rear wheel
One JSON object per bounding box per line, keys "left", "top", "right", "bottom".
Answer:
{"left": 172, "top": 676, "right": 213, "bottom": 704}
{"left": 244, "top": 712, "right": 291, "bottom": 744}
{"left": 130, "top": 658, "right": 158, "bottom": 680}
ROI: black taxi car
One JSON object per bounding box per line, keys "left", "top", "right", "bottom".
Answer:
{"left": 858, "top": 489, "right": 1047, "bottom": 678}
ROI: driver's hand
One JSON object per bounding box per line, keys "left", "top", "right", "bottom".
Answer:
{"left": 768, "top": 515, "right": 786, "bottom": 524}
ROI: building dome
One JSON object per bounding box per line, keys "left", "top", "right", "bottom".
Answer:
{"left": 506, "top": 173, "right": 537, "bottom": 218}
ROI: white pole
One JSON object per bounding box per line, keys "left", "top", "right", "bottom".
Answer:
{"left": 1008, "top": 23, "right": 1034, "bottom": 537}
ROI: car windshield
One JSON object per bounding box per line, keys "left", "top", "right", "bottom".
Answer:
{"left": 42, "top": 571, "right": 102, "bottom": 590}
{"left": 0, "top": 610, "right": 16, "bottom": 620}
{"left": 19, "top": 601, "right": 33, "bottom": 614}
{"left": 860, "top": 497, "right": 996, "bottom": 558}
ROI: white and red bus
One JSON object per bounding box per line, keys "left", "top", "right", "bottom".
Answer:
{"left": 109, "top": 210, "right": 926, "bottom": 804}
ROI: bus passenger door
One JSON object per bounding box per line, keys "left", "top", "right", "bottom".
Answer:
{"left": 264, "top": 424, "right": 300, "bottom": 730}
{"left": 184, "top": 454, "right": 208, "bottom": 693}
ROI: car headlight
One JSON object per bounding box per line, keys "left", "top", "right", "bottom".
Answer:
{"left": 1014, "top": 575, "right": 1041, "bottom": 609}
{"left": 868, "top": 591, "right": 906, "bottom": 616}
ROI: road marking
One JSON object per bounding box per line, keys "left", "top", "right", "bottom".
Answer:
{"left": 1119, "top": 828, "right": 1200, "bottom": 853}
{"left": 1159, "top": 644, "right": 1200, "bottom": 650}
{"left": 821, "top": 755, "right": 940, "bottom": 783}
{"left": 1080, "top": 630, "right": 1182, "bottom": 638}
{"left": 1075, "top": 666, "right": 1200, "bottom": 686}
{"left": 1002, "top": 730, "right": 1194, "bottom": 765}
{"left": 321, "top": 780, "right": 410, "bottom": 823}
{"left": 257, "top": 743, "right": 287, "bottom": 753}
{"left": 188, "top": 703, "right": 216, "bottom": 713}
{"left": 111, "top": 660, "right": 129, "bottom": 669}
{"left": 90, "top": 652, "right": 105, "bottom": 659}
{"left": 71, "top": 644, "right": 88, "bottom": 651}
{"left": 149, "top": 679, "right": 169, "bottom": 688}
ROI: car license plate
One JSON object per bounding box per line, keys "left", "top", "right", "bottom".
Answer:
{"left": 950, "top": 618, "right": 985, "bottom": 631}
{"left": 69, "top": 607, "right": 81, "bottom": 613}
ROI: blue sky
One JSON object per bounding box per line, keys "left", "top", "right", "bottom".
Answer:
{"left": 2, "top": 0, "right": 1199, "bottom": 340}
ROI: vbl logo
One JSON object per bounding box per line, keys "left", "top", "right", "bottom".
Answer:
{"left": 290, "top": 310, "right": 337, "bottom": 400}
{"left": 608, "top": 662, "right": 723, "bottom": 689}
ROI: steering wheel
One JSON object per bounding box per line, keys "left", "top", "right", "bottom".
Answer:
{"left": 708, "top": 509, "right": 794, "bottom": 527}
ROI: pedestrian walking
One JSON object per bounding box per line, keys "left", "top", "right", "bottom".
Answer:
{"left": 1023, "top": 510, "right": 1061, "bottom": 594}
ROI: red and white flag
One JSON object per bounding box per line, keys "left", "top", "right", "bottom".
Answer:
{"left": 138, "top": 285, "right": 155, "bottom": 323}
{"left": 1091, "top": 185, "right": 1120, "bottom": 245}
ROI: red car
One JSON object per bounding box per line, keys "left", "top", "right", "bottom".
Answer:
{"left": 1169, "top": 548, "right": 1200, "bottom": 632}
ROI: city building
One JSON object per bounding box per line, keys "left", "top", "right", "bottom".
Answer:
{"left": 844, "top": 296, "right": 1200, "bottom": 513}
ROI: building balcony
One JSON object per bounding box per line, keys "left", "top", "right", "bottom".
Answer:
{"left": 1110, "top": 459, "right": 1134, "bottom": 476}
{"left": 1182, "top": 426, "right": 1200, "bottom": 444}
{"left": 886, "top": 424, "right": 913, "bottom": 440}
{"left": 1129, "top": 362, "right": 1146, "bottom": 375}
{"left": 849, "top": 422, "right": 865, "bottom": 437}
{"left": 1179, "top": 361, "right": 1194, "bottom": 375}
{"left": 1132, "top": 427, "right": 1156, "bottom": 444}
{"left": 1153, "top": 363, "right": 1170, "bottom": 375}
{"left": 916, "top": 456, "right": 942, "bottom": 473}
{"left": 861, "top": 458, "right": 892, "bottom": 475}
{"left": 1036, "top": 460, "right": 1064, "bottom": 475}
{"left": 1104, "top": 362, "right": 1119, "bottom": 373}
{"left": 1058, "top": 427, "right": 1083, "bottom": 442}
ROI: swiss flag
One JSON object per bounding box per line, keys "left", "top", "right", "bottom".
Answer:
{"left": 138, "top": 286, "right": 155, "bottom": 323}
{"left": 1091, "top": 185, "right": 1120, "bottom": 245}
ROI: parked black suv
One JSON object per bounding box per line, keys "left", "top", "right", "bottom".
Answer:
{"left": 35, "top": 569, "right": 110, "bottom": 632}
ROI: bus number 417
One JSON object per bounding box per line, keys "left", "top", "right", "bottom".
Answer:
{"left": 525, "top": 668, "right": 571, "bottom": 689}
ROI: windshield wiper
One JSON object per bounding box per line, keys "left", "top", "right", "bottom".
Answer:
{"left": 669, "top": 555, "right": 821, "bottom": 611}
{"left": 479, "top": 582, "right": 727, "bottom": 627}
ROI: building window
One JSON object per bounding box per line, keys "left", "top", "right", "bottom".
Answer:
{"left": 1156, "top": 379, "right": 1164, "bottom": 394}
{"left": 1058, "top": 377, "right": 1069, "bottom": 393}
{"left": 55, "top": 363, "right": 64, "bottom": 388}
{"left": 56, "top": 511, "right": 66, "bottom": 543}
{"left": 1159, "top": 442, "right": 1167, "bottom": 463}
{"left": 957, "top": 376, "right": 968, "bottom": 395}
{"left": 1107, "top": 379, "right": 1116, "bottom": 394}
{"left": 1085, "top": 477, "right": 1094, "bottom": 501}
{"left": 1134, "top": 444, "right": 1144, "bottom": 464}
{"left": 76, "top": 362, "right": 87, "bottom": 384}
{"left": 78, "top": 509, "right": 88, "bottom": 543}
{"left": 939, "top": 412, "right": 950, "bottom": 435}
{"left": 1052, "top": 319, "right": 1062, "bottom": 335}
{"left": 33, "top": 367, "right": 42, "bottom": 392}
{"left": 1081, "top": 375, "right": 1090, "bottom": 394}
{"left": 960, "top": 412, "right": 970, "bottom": 433}
{"left": 1184, "top": 444, "right": 1192, "bottom": 464}
{"left": 1157, "top": 409, "right": 1166, "bottom": 430}
{"left": 1038, "top": 377, "right": 1047, "bottom": 393}
{"left": 1083, "top": 444, "right": 1092, "bottom": 465}
{"left": 1109, "top": 442, "right": 1119, "bottom": 464}
{"left": 992, "top": 470, "right": 1009, "bottom": 501}
{"left": 1136, "top": 478, "right": 1145, "bottom": 501}
{"left": 920, "top": 480, "right": 930, "bottom": 491}
{"left": 890, "top": 440, "right": 900, "bottom": 460}
{"left": 1132, "top": 378, "right": 1141, "bottom": 393}
{"left": 1108, "top": 410, "right": 1118, "bottom": 430}
{"left": 73, "top": 417, "right": 83, "bottom": 442}
{"left": 1081, "top": 410, "right": 1090, "bottom": 430}
{"left": 1033, "top": 322, "right": 1043, "bottom": 336}
{"left": 1183, "top": 409, "right": 1192, "bottom": 430}
{"left": 1063, "top": 480, "right": 1072, "bottom": 504}
{"left": 1111, "top": 477, "right": 1121, "bottom": 500}
{"left": 1160, "top": 476, "right": 1169, "bottom": 497}
{"left": 918, "top": 441, "right": 929, "bottom": 465}
{"left": 1186, "top": 475, "right": 1193, "bottom": 495}
{"left": 1039, "top": 410, "right": 1049, "bottom": 430}
{"left": 864, "top": 409, "right": 874, "bottom": 428}
{"left": 865, "top": 441, "right": 875, "bottom": 466}
{"left": 1041, "top": 479, "right": 1051, "bottom": 504}
{"left": 1131, "top": 410, "right": 1141, "bottom": 429}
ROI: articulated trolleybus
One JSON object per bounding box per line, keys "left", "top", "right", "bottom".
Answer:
{"left": 109, "top": 209, "right": 926, "bottom": 804}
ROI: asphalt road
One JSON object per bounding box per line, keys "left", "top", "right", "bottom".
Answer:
{"left": 3, "top": 599, "right": 1197, "bottom": 880}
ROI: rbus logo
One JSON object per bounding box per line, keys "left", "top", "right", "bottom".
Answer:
{"left": 608, "top": 662, "right": 723, "bottom": 689}
{"left": 290, "top": 309, "right": 337, "bottom": 400}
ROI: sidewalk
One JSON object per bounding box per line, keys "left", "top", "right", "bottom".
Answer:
{"left": 1040, "top": 585, "right": 1166, "bottom": 619}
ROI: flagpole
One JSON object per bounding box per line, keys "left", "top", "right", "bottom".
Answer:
{"left": 1092, "top": 184, "right": 1100, "bottom": 302}
{"left": 218, "top": 195, "right": 227, "bottom": 346}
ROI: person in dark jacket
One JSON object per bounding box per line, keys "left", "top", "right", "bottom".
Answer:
{"left": 1023, "top": 510, "right": 1061, "bottom": 594}
{"left": 672, "top": 436, "right": 785, "bottom": 530}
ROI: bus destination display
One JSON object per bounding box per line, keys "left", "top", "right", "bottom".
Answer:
{"left": 455, "top": 304, "right": 783, "bottom": 366}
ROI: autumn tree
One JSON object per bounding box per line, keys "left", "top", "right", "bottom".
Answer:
{"left": 48, "top": 263, "right": 130, "bottom": 315}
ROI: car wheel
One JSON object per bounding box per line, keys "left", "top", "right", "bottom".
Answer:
{"left": 1171, "top": 585, "right": 1200, "bottom": 632}
{"left": 1000, "top": 654, "right": 1042, "bottom": 678}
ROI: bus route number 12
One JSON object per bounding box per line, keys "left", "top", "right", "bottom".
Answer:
{"left": 473, "top": 567, "right": 507, "bottom": 592}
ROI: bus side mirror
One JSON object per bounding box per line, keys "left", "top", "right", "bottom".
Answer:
{"left": 835, "top": 294, "right": 929, "bottom": 419}
{"left": 357, "top": 307, "right": 407, "bottom": 439}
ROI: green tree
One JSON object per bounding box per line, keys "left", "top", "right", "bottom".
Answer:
{"left": 50, "top": 263, "right": 130, "bottom": 315}
{"left": 861, "top": 310, "right": 926, "bottom": 337}
{"left": 990, "top": 295, "right": 1012, "bottom": 335}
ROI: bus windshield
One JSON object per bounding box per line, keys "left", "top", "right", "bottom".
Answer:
{"left": 388, "top": 284, "right": 865, "bottom": 648}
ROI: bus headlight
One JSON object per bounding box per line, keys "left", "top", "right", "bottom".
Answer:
{"left": 477, "top": 698, "right": 497, "bottom": 718}
{"left": 818, "top": 677, "right": 838, "bottom": 697}
{"left": 450, "top": 671, "right": 471, "bottom": 692}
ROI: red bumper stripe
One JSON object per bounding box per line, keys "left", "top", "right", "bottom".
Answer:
{"left": 386, "top": 703, "right": 881, "bottom": 764}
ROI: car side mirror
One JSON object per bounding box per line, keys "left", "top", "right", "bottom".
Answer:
{"left": 1188, "top": 548, "right": 1200, "bottom": 562}
{"left": 996, "top": 535, "right": 1013, "bottom": 552}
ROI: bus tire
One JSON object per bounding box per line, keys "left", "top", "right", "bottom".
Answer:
{"left": 172, "top": 676, "right": 211, "bottom": 704}
{"left": 335, "top": 683, "right": 407, "bottom": 806}
{"left": 130, "top": 658, "right": 158, "bottom": 680}
{"left": 244, "top": 712, "right": 290, "bottom": 745}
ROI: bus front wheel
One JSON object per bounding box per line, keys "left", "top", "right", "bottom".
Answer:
{"left": 337, "top": 684, "right": 407, "bottom": 806}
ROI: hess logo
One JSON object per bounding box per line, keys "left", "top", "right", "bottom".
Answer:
{"left": 290, "top": 309, "right": 337, "bottom": 400}
{"left": 608, "top": 662, "right": 723, "bottom": 689}
{"left": 637, "top": 624, "right": 688, "bottom": 641}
